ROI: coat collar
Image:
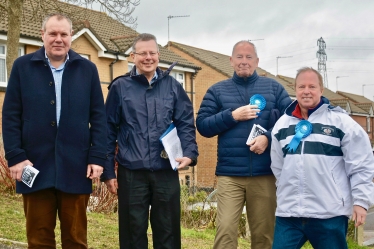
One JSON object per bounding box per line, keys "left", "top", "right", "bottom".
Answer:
{"left": 285, "top": 96, "right": 330, "bottom": 118}
{"left": 232, "top": 70, "right": 259, "bottom": 85}
{"left": 30, "top": 46, "right": 83, "bottom": 62}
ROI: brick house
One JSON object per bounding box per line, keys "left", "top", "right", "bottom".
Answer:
{"left": 168, "top": 41, "right": 298, "bottom": 188}
{"left": 0, "top": 2, "right": 201, "bottom": 185}
{"left": 169, "top": 41, "right": 374, "bottom": 189}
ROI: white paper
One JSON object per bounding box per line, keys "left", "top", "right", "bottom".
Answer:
{"left": 246, "top": 124, "right": 267, "bottom": 144}
{"left": 160, "top": 127, "right": 183, "bottom": 170}
{"left": 21, "top": 165, "right": 39, "bottom": 188}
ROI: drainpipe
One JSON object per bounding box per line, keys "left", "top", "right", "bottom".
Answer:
{"left": 109, "top": 53, "right": 119, "bottom": 81}
{"left": 190, "top": 69, "right": 198, "bottom": 194}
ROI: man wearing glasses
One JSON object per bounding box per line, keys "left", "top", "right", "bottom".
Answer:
{"left": 102, "top": 33, "right": 198, "bottom": 249}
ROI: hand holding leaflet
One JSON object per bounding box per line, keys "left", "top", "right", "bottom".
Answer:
{"left": 246, "top": 124, "right": 267, "bottom": 145}
{"left": 21, "top": 165, "right": 39, "bottom": 188}
{"left": 160, "top": 123, "right": 183, "bottom": 170}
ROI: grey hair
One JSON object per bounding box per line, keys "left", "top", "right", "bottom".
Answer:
{"left": 131, "top": 33, "right": 159, "bottom": 52}
{"left": 295, "top": 67, "right": 324, "bottom": 90}
{"left": 41, "top": 13, "right": 72, "bottom": 32}
{"left": 232, "top": 40, "right": 258, "bottom": 57}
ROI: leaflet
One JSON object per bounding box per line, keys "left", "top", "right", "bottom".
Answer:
{"left": 246, "top": 124, "right": 267, "bottom": 144}
{"left": 160, "top": 123, "right": 183, "bottom": 170}
{"left": 21, "top": 165, "right": 39, "bottom": 188}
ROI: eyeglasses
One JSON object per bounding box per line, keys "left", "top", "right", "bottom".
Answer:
{"left": 133, "top": 51, "right": 158, "bottom": 57}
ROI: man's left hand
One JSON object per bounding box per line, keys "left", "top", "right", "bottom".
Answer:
{"left": 87, "top": 164, "right": 104, "bottom": 179}
{"left": 176, "top": 157, "right": 192, "bottom": 170}
{"left": 247, "top": 135, "right": 268, "bottom": 154}
{"left": 352, "top": 205, "right": 367, "bottom": 227}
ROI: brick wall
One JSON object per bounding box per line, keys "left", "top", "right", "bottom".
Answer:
{"left": 169, "top": 45, "right": 230, "bottom": 188}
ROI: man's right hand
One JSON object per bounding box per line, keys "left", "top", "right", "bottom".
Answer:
{"left": 105, "top": 179, "right": 118, "bottom": 195}
{"left": 9, "top": 160, "right": 33, "bottom": 181}
{"left": 232, "top": 105, "right": 260, "bottom": 121}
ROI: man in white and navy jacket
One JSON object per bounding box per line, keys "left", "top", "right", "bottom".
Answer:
{"left": 271, "top": 67, "right": 374, "bottom": 249}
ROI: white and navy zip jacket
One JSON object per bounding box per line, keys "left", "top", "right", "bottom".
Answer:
{"left": 271, "top": 97, "right": 374, "bottom": 219}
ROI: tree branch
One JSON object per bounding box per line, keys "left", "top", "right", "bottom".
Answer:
{"left": 0, "top": 3, "right": 7, "bottom": 11}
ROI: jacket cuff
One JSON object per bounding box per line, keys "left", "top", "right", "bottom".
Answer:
{"left": 354, "top": 200, "right": 369, "bottom": 211}
{"left": 6, "top": 150, "right": 28, "bottom": 168}
{"left": 88, "top": 150, "right": 107, "bottom": 167}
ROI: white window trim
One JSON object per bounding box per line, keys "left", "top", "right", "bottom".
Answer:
{"left": 367, "top": 117, "right": 371, "bottom": 132}
{"left": 0, "top": 43, "right": 7, "bottom": 87}
{"left": 170, "top": 70, "right": 185, "bottom": 89}
{"left": 0, "top": 43, "right": 25, "bottom": 87}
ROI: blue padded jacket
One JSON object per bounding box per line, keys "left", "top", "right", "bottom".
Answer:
{"left": 196, "top": 71, "right": 291, "bottom": 176}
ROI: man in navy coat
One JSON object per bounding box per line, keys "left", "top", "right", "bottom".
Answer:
{"left": 2, "top": 13, "right": 107, "bottom": 248}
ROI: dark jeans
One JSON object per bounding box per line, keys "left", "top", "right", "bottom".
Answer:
{"left": 22, "top": 188, "right": 90, "bottom": 249}
{"left": 272, "top": 216, "right": 348, "bottom": 249}
{"left": 117, "top": 166, "right": 181, "bottom": 249}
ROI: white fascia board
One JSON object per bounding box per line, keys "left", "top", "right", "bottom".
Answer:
{"left": 124, "top": 47, "right": 132, "bottom": 55}
{"left": 72, "top": 28, "right": 127, "bottom": 60}
{"left": 351, "top": 113, "right": 369, "bottom": 117}
{"left": 73, "top": 28, "right": 106, "bottom": 51}
{"left": 97, "top": 51, "right": 127, "bottom": 60}
{"left": 0, "top": 34, "right": 43, "bottom": 47}
{"left": 158, "top": 62, "right": 196, "bottom": 73}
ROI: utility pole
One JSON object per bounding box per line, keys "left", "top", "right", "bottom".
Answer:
{"left": 316, "top": 37, "right": 328, "bottom": 88}
{"left": 167, "top": 15, "right": 190, "bottom": 49}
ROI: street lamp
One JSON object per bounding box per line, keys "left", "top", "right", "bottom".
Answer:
{"left": 335, "top": 76, "right": 349, "bottom": 92}
{"left": 276, "top": 56, "right": 292, "bottom": 76}
{"left": 362, "top": 84, "right": 374, "bottom": 96}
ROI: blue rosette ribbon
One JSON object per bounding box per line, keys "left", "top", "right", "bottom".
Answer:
{"left": 249, "top": 94, "right": 266, "bottom": 116}
{"left": 286, "top": 120, "right": 312, "bottom": 152}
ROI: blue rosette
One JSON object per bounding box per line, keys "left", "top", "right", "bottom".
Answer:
{"left": 249, "top": 94, "right": 266, "bottom": 116}
{"left": 285, "top": 120, "right": 312, "bottom": 152}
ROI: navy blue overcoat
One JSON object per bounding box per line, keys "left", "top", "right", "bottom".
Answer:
{"left": 2, "top": 47, "right": 107, "bottom": 194}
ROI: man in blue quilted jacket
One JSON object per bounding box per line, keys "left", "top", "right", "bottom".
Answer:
{"left": 196, "top": 41, "right": 292, "bottom": 249}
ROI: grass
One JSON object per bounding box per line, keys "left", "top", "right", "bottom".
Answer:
{"left": 0, "top": 193, "right": 371, "bottom": 249}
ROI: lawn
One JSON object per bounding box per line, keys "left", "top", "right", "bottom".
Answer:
{"left": 0, "top": 194, "right": 370, "bottom": 249}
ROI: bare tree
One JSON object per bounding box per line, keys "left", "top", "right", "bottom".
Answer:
{"left": 1, "top": 0, "right": 139, "bottom": 79}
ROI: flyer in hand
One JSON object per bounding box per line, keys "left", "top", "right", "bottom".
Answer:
{"left": 246, "top": 124, "right": 267, "bottom": 144}
{"left": 159, "top": 123, "right": 183, "bottom": 170}
{"left": 21, "top": 165, "right": 39, "bottom": 188}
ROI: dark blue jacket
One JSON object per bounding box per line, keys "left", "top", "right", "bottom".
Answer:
{"left": 196, "top": 71, "right": 291, "bottom": 176}
{"left": 102, "top": 65, "right": 198, "bottom": 180}
{"left": 2, "top": 47, "right": 107, "bottom": 194}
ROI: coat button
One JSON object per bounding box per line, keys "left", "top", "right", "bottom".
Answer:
{"left": 49, "top": 82, "right": 53, "bottom": 86}
{"left": 50, "top": 100, "right": 55, "bottom": 105}
{"left": 51, "top": 121, "right": 56, "bottom": 126}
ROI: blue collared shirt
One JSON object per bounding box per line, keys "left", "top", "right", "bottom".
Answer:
{"left": 136, "top": 69, "right": 158, "bottom": 85}
{"left": 45, "top": 52, "right": 69, "bottom": 126}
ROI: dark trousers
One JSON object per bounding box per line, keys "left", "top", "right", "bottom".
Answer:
{"left": 272, "top": 216, "right": 349, "bottom": 249}
{"left": 117, "top": 166, "right": 181, "bottom": 249}
{"left": 22, "top": 188, "right": 90, "bottom": 249}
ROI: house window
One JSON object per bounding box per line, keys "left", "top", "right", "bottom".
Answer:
{"left": 0, "top": 45, "right": 6, "bottom": 85}
{"left": 367, "top": 117, "right": 371, "bottom": 132}
{"left": 0, "top": 44, "right": 25, "bottom": 87}
{"left": 170, "top": 70, "right": 185, "bottom": 89}
{"left": 79, "top": 54, "right": 90, "bottom": 60}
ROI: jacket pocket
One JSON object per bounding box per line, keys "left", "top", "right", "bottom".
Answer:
{"left": 156, "top": 96, "right": 174, "bottom": 129}
{"left": 21, "top": 120, "right": 31, "bottom": 148}
{"left": 81, "top": 121, "right": 90, "bottom": 150}
{"left": 331, "top": 171, "right": 345, "bottom": 206}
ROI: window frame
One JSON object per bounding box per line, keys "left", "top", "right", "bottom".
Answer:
{"left": 0, "top": 43, "right": 25, "bottom": 87}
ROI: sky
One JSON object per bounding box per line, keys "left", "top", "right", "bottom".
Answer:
{"left": 129, "top": 0, "right": 374, "bottom": 101}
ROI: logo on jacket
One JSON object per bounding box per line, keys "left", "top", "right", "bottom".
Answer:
{"left": 321, "top": 127, "right": 334, "bottom": 136}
